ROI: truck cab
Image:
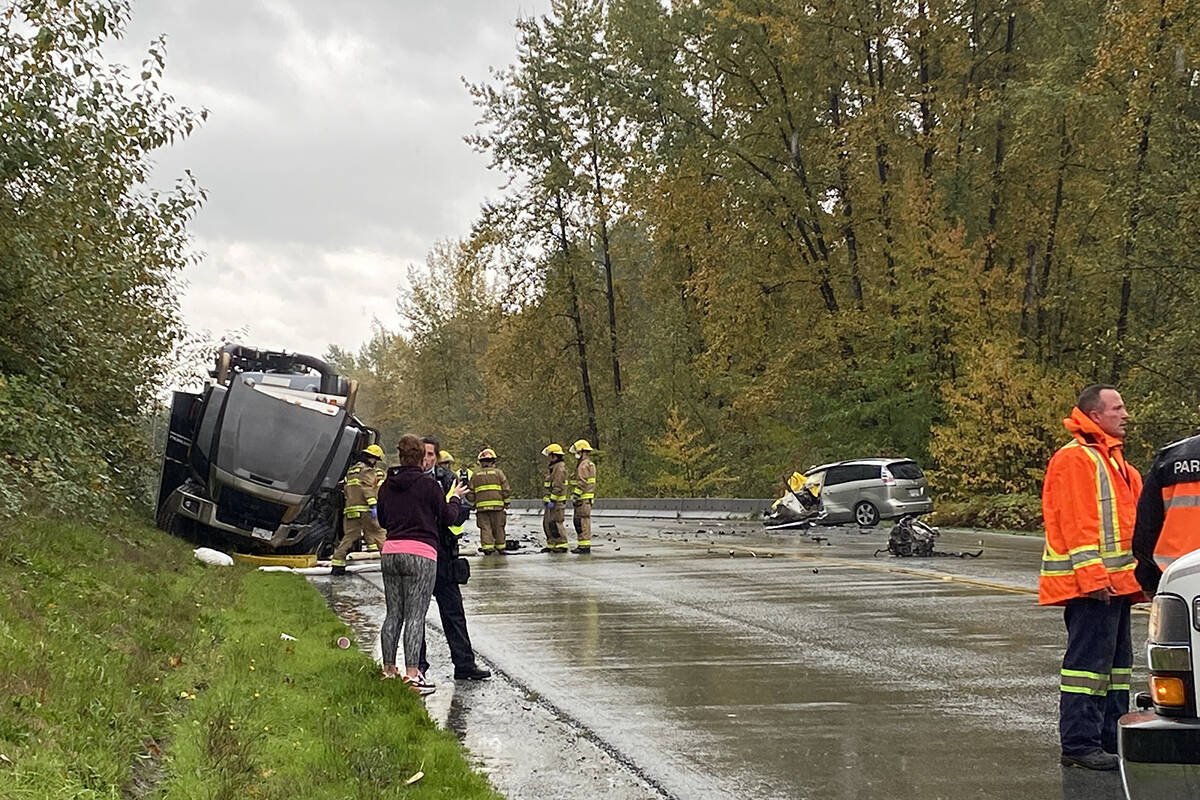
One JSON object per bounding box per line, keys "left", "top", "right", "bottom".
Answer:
{"left": 1118, "top": 549, "right": 1200, "bottom": 799}
{"left": 156, "top": 344, "right": 372, "bottom": 555}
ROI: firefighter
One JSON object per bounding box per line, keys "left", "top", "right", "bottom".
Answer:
{"left": 1040, "top": 385, "right": 1143, "bottom": 771}
{"left": 569, "top": 439, "right": 596, "bottom": 554}
{"left": 540, "top": 443, "right": 569, "bottom": 552}
{"left": 331, "top": 444, "right": 387, "bottom": 576}
{"left": 468, "top": 448, "right": 511, "bottom": 554}
{"left": 1132, "top": 430, "right": 1200, "bottom": 596}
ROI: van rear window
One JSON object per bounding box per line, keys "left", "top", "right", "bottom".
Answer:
{"left": 889, "top": 461, "right": 924, "bottom": 480}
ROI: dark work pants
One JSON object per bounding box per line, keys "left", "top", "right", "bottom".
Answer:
{"left": 418, "top": 551, "right": 475, "bottom": 673}
{"left": 1059, "top": 597, "right": 1132, "bottom": 755}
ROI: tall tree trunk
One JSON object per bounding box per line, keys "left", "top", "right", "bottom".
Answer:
{"left": 1111, "top": 5, "right": 1167, "bottom": 384}
{"left": 1020, "top": 242, "right": 1038, "bottom": 349}
{"left": 981, "top": 12, "right": 1016, "bottom": 284}
{"left": 586, "top": 125, "right": 623, "bottom": 399}
{"left": 916, "top": 0, "right": 936, "bottom": 179}
{"left": 862, "top": 26, "right": 896, "bottom": 301}
{"left": 830, "top": 86, "right": 864, "bottom": 309}
{"left": 1037, "top": 114, "right": 1070, "bottom": 360}
{"left": 553, "top": 190, "right": 600, "bottom": 448}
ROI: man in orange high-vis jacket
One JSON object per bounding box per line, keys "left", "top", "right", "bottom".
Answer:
{"left": 1132, "top": 431, "right": 1200, "bottom": 596}
{"left": 1041, "top": 384, "right": 1143, "bottom": 771}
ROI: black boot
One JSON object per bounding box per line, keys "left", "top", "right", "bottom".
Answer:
{"left": 330, "top": 564, "right": 347, "bottom": 576}
{"left": 1059, "top": 750, "right": 1118, "bottom": 771}
{"left": 454, "top": 664, "right": 492, "bottom": 680}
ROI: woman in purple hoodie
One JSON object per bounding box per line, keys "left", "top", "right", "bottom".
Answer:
{"left": 375, "top": 434, "right": 468, "bottom": 694}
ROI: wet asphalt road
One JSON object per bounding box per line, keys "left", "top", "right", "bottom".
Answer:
{"left": 313, "top": 516, "right": 1144, "bottom": 800}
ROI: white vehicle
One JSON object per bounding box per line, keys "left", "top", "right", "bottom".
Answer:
{"left": 1118, "top": 549, "right": 1200, "bottom": 798}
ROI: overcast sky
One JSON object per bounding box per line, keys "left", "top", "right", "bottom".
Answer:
{"left": 108, "top": 0, "right": 549, "bottom": 357}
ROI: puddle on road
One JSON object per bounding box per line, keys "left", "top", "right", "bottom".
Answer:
{"left": 311, "top": 573, "right": 666, "bottom": 800}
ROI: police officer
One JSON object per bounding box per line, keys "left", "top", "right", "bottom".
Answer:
{"left": 1133, "top": 431, "right": 1200, "bottom": 596}
{"left": 331, "top": 444, "right": 386, "bottom": 576}
{"left": 569, "top": 439, "right": 596, "bottom": 554}
{"left": 417, "top": 436, "right": 491, "bottom": 681}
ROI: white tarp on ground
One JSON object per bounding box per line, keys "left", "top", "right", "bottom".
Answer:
{"left": 258, "top": 563, "right": 381, "bottom": 575}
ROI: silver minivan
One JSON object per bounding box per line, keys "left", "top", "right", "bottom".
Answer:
{"left": 806, "top": 458, "right": 933, "bottom": 526}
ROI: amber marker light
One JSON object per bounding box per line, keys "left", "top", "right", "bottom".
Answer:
{"left": 1151, "top": 676, "right": 1187, "bottom": 707}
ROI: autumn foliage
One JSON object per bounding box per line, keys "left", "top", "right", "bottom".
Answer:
{"left": 337, "top": 0, "right": 1200, "bottom": 509}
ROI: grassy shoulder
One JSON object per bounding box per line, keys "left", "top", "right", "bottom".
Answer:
{"left": 0, "top": 513, "right": 500, "bottom": 799}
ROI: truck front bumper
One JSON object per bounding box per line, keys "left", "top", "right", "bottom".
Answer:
{"left": 1119, "top": 711, "right": 1200, "bottom": 800}
{"left": 166, "top": 487, "right": 313, "bottom": 551}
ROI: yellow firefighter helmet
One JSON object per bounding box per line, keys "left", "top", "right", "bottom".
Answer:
{"left": 569, "top": 439, "right": 593, "bottom": 454}
{"left": 478, "top": 448, "right": 498, "bottom": 461}
{"left": 438, "top": 450, "right": 454, "bottom": 465}
{"left": 542, "top": 443, "right": 564, "bottom": 456}
{"left": 364, "top": 444, "right": 385, "bottom": 459}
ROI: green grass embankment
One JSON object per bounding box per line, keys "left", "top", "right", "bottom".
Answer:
{"left": 0, "top": 514, "right": 500, "bottom": 799}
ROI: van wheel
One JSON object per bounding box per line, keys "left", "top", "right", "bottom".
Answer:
{"left": 854, "top": 501, "right": 880, "bottom": 527}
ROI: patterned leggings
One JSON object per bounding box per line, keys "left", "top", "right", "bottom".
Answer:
{"left": 380, "top": 553, "right": 438, "bottom": 671}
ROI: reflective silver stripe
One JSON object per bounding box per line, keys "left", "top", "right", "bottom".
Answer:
{"left": 1103, "top": 552, "right": 1135, "bottom": 570}
{"left": 1156, "top": 554, "right": 1178, "bottom": 568}
{"left": 1042, "top": 550, "right": 1073, "bottom": 575}
{"left": 1072, "top": 444, "right": 1119, "bottom": 554}
{"left": 1060, "top": 669, "right": 1110, "bottom": 695}
{"left": 1163, "top": 495, "right": 1200, "bottom": 510}
{"left": 1088, "top": 447, "right": 1116, "bottom": 552}
{"left": 1069, "top": 548, "right": 1102, "bottom": 568}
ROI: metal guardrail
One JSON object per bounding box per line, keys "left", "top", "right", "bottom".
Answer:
{"left": 507, "top": 498, "right": 772, "bottom": 520}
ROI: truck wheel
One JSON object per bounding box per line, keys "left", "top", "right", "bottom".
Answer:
{"left": 854, "top": 501, "right": 880, "bottom": 527}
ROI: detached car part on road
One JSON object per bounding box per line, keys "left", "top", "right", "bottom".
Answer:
{"left": 1119, "top": 549, "right": 1200, "bottom": 799}
{"left": 155, "top": 344, "right": 374, "bottom": 555}
{"left": 874, "top": 515, "right": 982, "bottom": 559}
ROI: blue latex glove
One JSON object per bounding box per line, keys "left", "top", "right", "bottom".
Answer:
{"left": 369, "top": 507, "right": 378, "bottom": 520}
{"left": 545, "top": 500, "right": 556, "bottom": 511}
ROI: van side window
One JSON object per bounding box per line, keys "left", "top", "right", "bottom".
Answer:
{"left": 824, "top": 466, "right": 851, "bottom": 486}
{"left": 849, "top": 464, "right": 879, "bottom": 482}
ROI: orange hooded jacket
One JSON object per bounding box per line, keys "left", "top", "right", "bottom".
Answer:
{"left": 1039, "top": 407, "right": 1144, "bottom": 605}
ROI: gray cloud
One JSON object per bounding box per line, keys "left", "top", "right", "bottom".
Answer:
{"left": 109, "top": 0, "right": 548, "bottom": 356}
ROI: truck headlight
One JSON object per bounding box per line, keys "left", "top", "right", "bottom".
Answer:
{"left": 1147, "top": 593, "right": 1194, "bottom": 716}
{"left": 1149, "top": 594, "right": 1191, "bottom": 644}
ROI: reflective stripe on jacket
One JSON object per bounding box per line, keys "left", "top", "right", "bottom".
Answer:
{"left": 1133, "top": 433, "right": 1200, "bottom": 595}
{"left": 343, "top": 460, "right": 379, "bottom": 518}
{"left": 572, "top": 457, "right": 596, "bottom": 501}
{"left": 543, "top": 459, "right": 568, "bottom": 502}
{"left": 1039, "top": 407, "right": 1143, "bottom": 605}
{"left": 468, "top": 466, "right": 510, "bottom": 510}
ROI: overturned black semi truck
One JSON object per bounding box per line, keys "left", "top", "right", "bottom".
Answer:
{"left": 155, "top": 344, "right": 376, "bottom": 555}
